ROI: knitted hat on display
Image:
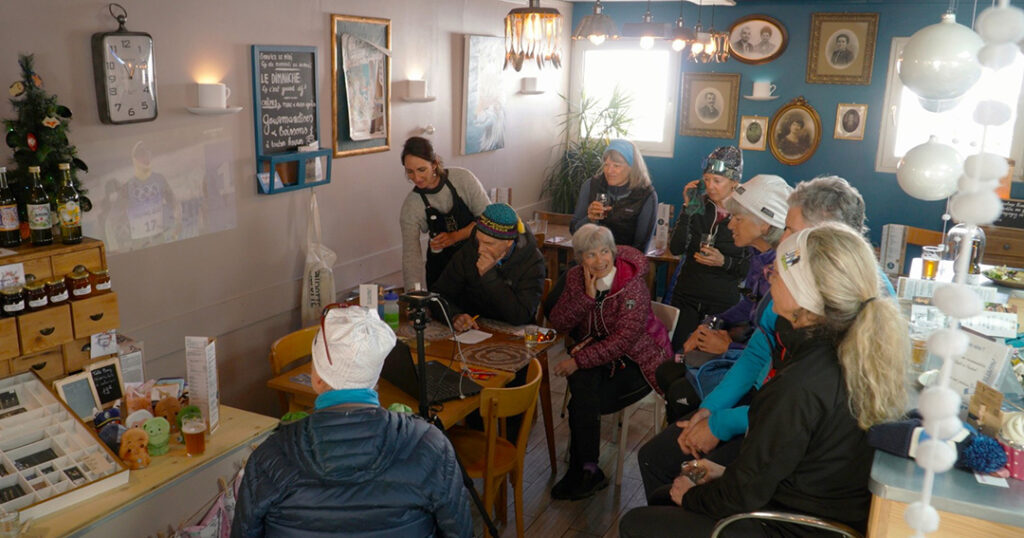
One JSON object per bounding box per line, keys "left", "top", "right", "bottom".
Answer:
{"left": 728, "top": 174, "right": 792, "bottom": 230}
{"left": 311, "top": 307, "right": 397, "bottom": 390}
{"left": 476, "top": 203, "right": 523, "bottom": 240}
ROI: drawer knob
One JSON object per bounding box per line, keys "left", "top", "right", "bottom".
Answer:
{"left": 1003, "top": 243, "right": 1012, "bottom": 251}
{"left": 81, "top": 343, "right": 91, "bottom": 352}
{"left": 39, "top": 327, "right": 55, "bottom": 336}
{"left": 89, "top": 313, "right": 104, "bottom": 321}
{"left": 31, "top": 362, "right": 46, "bottom": 371}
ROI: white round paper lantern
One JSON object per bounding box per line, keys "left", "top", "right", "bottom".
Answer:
{"left": 974, "top": 100, "right": 1013, "bottom": 126}
{"left": 976, "top": 1, "right": 1024, "bottom": 44}
{"left": 897, "top": 136, "right": 962, "bottom": 201}
{"left": 899, "top": 13, "right": 984, "bottom": 101}
{"left": 964, "top": 152, "right": 1010, "bottom": 180}
{"left": 978, "top": 42, "right": 1019, "bottom": 70}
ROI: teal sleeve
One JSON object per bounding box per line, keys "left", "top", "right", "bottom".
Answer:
{"left": 707, "top": 405, "right": 750, "bottom": 441}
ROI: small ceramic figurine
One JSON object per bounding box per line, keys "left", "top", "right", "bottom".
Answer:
{"left": 143, "top": 417, "right": 171, "bottom": 456}
{"left": 154, "top": 396, "right": 181, "bottom": 432}
{"left": 119, "top": 428, "right": 151, "bottom": 469}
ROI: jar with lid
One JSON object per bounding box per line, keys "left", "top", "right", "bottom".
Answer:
{"left": 91, "top": 268, "right": 111, "bottom": 294}
{"left": 1, "top": 286, "right": 25, "bottom": 317}
{"left": 24, "top": 280, "right": 48, "bottom": 312}
{"left": 945, "top": 224, "right": 986, "bottom": 279}
{"left": 46, "top": 277, "right": 69, "bottom": 306}
{"left": 66, "top": 269, "right": 92, "bottom": 300}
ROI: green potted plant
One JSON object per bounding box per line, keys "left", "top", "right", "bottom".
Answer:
{"left": 541, "top": 88, "right": 632, "bottom": 214}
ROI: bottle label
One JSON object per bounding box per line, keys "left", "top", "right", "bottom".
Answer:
{"left": 50, "top": 291, "right": 68, "bottom": 302}
{"left": 59, "top": 201, "right": 81, "bottom": 227}
{"left": 27, "top": 203, "right": 50, "bottom": 230}
{"left": 0, "top": 204, "right": 17, "bottom": 232}
{"left": 3, "top": 300, "right": 24, "bottom": 313}
{"left": 73, "top": 284, "right": 92, "bottom": 297}
{"left": 28, "top": 297, "right": 47, "bottom": 308}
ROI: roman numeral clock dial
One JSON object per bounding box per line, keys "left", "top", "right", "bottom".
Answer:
{"left": 91, "top": 4, "right": 158, "bottom": 124}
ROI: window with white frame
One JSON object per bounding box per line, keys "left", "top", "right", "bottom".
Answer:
{"left": 876, "top": 37, "right": 1024, "bottom": 174}
{"left": 570, "top": 40, "right": 680, "bottom": 158}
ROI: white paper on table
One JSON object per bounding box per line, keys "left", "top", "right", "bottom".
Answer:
{"left": 90, "top": 329, "right": 118, "bottom": 358}
{"left": 974, "top": 473, "right": 1009, "bottom": 487}
{"left": 949, "top": 329, "right": 1012, "bottom": 400}
{"left": 451, "top": 330, "right": 492, "bottom": 344}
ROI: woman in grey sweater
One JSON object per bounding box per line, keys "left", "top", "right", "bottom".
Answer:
{"left": 399, "top": 137, "right": 490, "bottom": 290}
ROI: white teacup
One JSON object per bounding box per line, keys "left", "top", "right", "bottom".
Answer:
{"left": 752, "top": 81, "right": 776, "bottom": 98}
{"left": 197, "top": 82, "right": 231, "bottom": 109}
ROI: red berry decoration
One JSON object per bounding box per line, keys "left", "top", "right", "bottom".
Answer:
{"left": 26, "top": 132, "right": 37, "bottom": 151}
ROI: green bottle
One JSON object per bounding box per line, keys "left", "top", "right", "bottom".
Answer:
{"left": 56, "top": 163, "right": 82, "bottom": 244}
{"left": 25, "top": 166, "right": 52, "bottom": 246}
{"left": 0, "top": 167, "right": 20, "bottom": 248}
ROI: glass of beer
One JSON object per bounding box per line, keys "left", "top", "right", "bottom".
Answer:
{"left": 921, "top": 246, "right": 941, "bottom": 280}
{"left": 182, "top": 417, "right": 207, "bottom": 456}
{"left": 523, "top": 325, "right": 540, "bottom": 347}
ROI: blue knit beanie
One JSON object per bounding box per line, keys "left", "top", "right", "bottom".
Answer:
{"left": 476, "top": 203, "right": 522, "bottom": 240}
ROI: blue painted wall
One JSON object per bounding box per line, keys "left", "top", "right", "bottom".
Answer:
{"left": 571, "top": 1, "right": 1019, "bottom": 244}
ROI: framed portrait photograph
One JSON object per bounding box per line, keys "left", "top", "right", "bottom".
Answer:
{"left": 806, "top": 12, "right": 879, "bottom": 85}
{"left": 834, "top": 103, "right": 868, "bottom": 140}
{"left": 739, "top": 115, "right": 769, "bottom": 151}
{"left": 729, "top": 15, "right": 788, "bottom": 65}
{"left": 768, "top": 97, "right": 822, "bottom": 166}
{"left": 679, "top": 72, "right": 740, "bottom": 139}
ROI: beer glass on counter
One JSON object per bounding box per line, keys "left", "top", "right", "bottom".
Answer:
{"left": 921, "top": 246, "right": 941, "bottom": 280}
{"left": 182, "top": 417, "right": 207, "bottom": 456}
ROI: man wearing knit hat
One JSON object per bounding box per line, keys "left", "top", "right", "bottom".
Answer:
{"left": 431, "top": 202, "right": 545, "bottom": 331}
{"left": 233, "top": 307, "right": 472, "bottom": 537}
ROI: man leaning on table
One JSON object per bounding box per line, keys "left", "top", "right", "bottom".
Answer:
{"left": 431, "top": 202, "right": 546, "bottom": 330}
{"left": 232, "top": 307, "right": 472, "bottom": 537}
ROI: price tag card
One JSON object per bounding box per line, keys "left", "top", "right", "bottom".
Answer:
{"left": 91, "top": 329, "right": 118, "bottom": 358}
{"left": 0, "top": 262, "right": 25, "bottom": 288}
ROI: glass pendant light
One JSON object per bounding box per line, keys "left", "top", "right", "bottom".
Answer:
{"left": 504, "top": 0, "right": 563, "bottom": 72}
{"left": 572, "top": 0, "right": 618, "bottom": 46}
{"left": 622, "top": 0, "right": 667, "bottom": 50}
{"left": 670, "top": 1, "right": 696, "bottom": 52}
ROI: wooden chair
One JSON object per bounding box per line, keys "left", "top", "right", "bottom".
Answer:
{"left": 534, "top": 278, "right": 558, "bottom": 475}
{"left": 879, "top": 223, "right": 943, "bottom": 278}
{"left": 532, "top": 210, "right": 572, "bottom": 227}
{"left": 711, "top": 511, "right": 863, "bottom": 538}
{"left": 268, "top": 325, "right": 319, "bottom": 414}
{"left": 448, "top": 358, "right": 542, "bottom": 538}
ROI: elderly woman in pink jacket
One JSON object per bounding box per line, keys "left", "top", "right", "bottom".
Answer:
{"left": 549, "top": 224, "right": 673, "bottom": 501}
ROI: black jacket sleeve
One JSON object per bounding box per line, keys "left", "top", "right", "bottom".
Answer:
{"left": 669, "top": 212, "right": 692, "bottom": 256}
{"left": 429, "top": 243, "right": 473, "bottom": 320}
{"left": 479, "top": 244, "right": 546, "bottom": 325}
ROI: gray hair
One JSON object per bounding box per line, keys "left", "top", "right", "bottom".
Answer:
{"left": 723, "top": 197, "right": 785, "bottom": 248}
{"left": 788, "top": 175, "right": 867, "bottom": 234}
{"left": 572, "top": 224, "right": 617, "bottom": 261}
{"left": 604, "top": 140, "right": 653, "bottom": 190}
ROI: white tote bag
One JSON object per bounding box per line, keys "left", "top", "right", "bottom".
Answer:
{"left": 300, "top": 192, "right": 337, "bottom": 327}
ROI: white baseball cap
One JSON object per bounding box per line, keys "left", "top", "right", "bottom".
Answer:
{"left": 311, "top": 307, "right": 397, "bottom": 390}
{"left": 728, "top": 174, "right": 792, "bottom": 230}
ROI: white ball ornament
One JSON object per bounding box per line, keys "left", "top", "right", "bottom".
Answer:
{"left": 905, "top": 501, "right": 940, "bottom": 533}
{"left": 918, "top": 386, "right": 962, "bottom": 420}
{"left": 973, "top": 100, "right": 1013, "bottom": 126}
{"left": 957, "top": 174, "right": 1001, "bottom": 194}
{"left": 963, "top": 152, "right": 1010, "bottom": 180}
{"left": 915, "top": 439, "right": 958, "bottom": 472}
{"left": 950, "top": 190, "right": 1003, "bottom": 225}
{"left": 933, "top": 283, "right": 984, "bottom": 318}
{"left": 928, "top": 328, "right": 969, "bottom": 357}
{"left": 896, "top": 136, "right": 962, "bottom": 201}
{"left": 924, "top": 415, "right": 965, "bottom": 440}
{"left": 976, "top": 1, "right": 1024, "bottom": 44}
{"left": 899, "top": 13, "right": 983, "bottom": 101}
{"left": 978, "top": 43, "right": 1019, "bottom": 70}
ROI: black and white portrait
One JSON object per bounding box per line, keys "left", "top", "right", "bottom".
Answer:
{"left": 696, "top": 89, "right": 723, "bottom": 123}
{"left": 769, "top": 97, "right": 821, "bottom": 165}
{"left": 834, "top": 103, "right": 868, "bottom": 140}
{"left": 728, "top": 15, "right": 788, "bottom": 64}
{"left": 827, "top": 31, "right": 858, "bottom": 68}
{"left": 739, "top": 115, "right": 769, "bottom": 151}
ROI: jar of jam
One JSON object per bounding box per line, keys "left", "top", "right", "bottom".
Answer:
{"left": 24, "top": 280, "right": 47, "bottom": 312}
{"left": 1, "top": 286, "right": 25, "bottom": 317}
{"left": 46, "top": 278, "right": 69, "bottom": 306}
{"left": 91, "top": 268, "right": 111, "bottom": 294}
{"left": 66, "top": 269, "right": 92, "bottom": 300}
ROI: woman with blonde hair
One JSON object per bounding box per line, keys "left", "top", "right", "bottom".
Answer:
{"left": 620, "top": 222, "right": 907, "bottom": 537}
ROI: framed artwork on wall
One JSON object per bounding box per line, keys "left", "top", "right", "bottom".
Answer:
{"left": 331, "top": 14, "right": 391, "bottom": 158}
{"left": 461, "top": 35, "right": 506, "bottom": 155}
{"left": 769, "top": 97, "right": 821, "bottom": 166}
{"left": 739, "top": 115, "right": 769, "bottom": 151}
{"left": 679, "top": 72, "right": 740, "bottom": 139}
{"left": 835, "top": 103, "right": 868, "bottom": 140}
{"left": 729, "top": 15, "right": 788, "bottom": 65}
{"left": 806, "top": 12, "right": 879, "bottom": 85}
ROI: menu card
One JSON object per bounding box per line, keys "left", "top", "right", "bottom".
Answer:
{"left": 185, "top": 336, "right": 220, "bottom": 433}
{"left": 949, "top": 329, "right": 1012, "bottom": 400}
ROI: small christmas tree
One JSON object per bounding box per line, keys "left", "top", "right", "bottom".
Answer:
{"left": 4, "top": 53, "right": 88, "bottom": 204}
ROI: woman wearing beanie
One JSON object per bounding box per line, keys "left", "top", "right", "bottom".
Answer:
{"left": 667, "top": 145, "right": 750, "bottom": 350}
{"left": 570, "top": 139, "right": 659, "bottom": 252}
{"left": 399, "top": 136, "right": 491, "bottom": 291}
{"left": 620, "top": 223, "right": 908, "bottom": 537}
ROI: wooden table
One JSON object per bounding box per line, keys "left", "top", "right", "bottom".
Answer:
{"left": 28, "top": 406, "right": 278, "bottom": 537}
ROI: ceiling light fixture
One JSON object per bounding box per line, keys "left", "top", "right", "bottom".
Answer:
{"left": 622, "top": 0, "right": 667, "bottom": 50}
{"left": 671, "top": 1, "right": 696, "bottom": 52}
{"left": 504, "top": 0, "right": 562, "bottom": 72}
{"left": 572, "top": 0, "right": 619, "bottom": 46}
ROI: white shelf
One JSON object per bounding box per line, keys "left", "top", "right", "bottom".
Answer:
{"left": 402, "top": 96, "right": 437, "bottom": 103}
{"left": 519, "top": 90, "right": 545, "bottom": 95}
{"left": 743, "top": 95, "right": 779, "bottom": 101}
{"left": 186, "top": 106, "right": 243, "bottom": 115}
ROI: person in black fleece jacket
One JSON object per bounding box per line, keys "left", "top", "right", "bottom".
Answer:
{"left": 620, "top": 223, "right": 908, "bottom": 537}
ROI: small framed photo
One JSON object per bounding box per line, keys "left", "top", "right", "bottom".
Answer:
{"left": 679, "top": 72, "right": 741, "bottom": 139}
{"left": 729, "top": 15, "right": 788, "bottom": 65}
{"left": 806, "top": 12, "right": 879, "bottom": 85}
{"left": 835, "top": 103, "right": 868, "bottom": 140}
{"left": 769, "top": 97, "right": 822, "bottom": 166}
{"left": 739, "top": 115, "right": 769, "bottom": 151}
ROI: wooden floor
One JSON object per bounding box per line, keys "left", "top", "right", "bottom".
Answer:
{"left": 469, "top": 343, "right": 663, "bottom": 538}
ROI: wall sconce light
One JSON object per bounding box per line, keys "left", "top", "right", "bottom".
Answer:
{"left": 520, "top": 77, "right": 544, "bottom": 95}
{"left": 622, "top": 0, "right": 667, "bottom": 50}
{"left": 572, "top": 0, "right": 618, "bottom": 46}
{"left": 402, "top": 80, "right": 436, "bottom": 102}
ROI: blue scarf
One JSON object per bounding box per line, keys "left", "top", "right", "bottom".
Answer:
{"left": 314, "top": 388, "right": 380, "bottom": 410}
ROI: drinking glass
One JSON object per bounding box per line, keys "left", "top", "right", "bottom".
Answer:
{"left": 699, "top": 233, "right": 716, "bottom": 250}
{"left": 523, "top": 325, "right": 540, "bottom": 347}
{"left": 594, "top": 193, "right": 611, "bottom": 220}
{"left": 921, "top": 246, "right": 941, "bottom": 280}
{"left": 182, "top": 418, "right": 207, "bottom": 456}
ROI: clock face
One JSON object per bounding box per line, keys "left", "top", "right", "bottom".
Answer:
{"left": 99, "top": 34, "right": 157, "bottom": 123}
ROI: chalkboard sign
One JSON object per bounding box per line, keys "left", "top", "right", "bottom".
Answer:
{"left": 995, "top": 199, "right": 1024, "bottom": 230}
{"left": 252, "top": 46, "right": 319, "bottom": 155}
{"left": 88, "top": 358, "right": 124, "bottom": 406}
{"left": 54, "top": 373, "right": 101, "bottom": 420}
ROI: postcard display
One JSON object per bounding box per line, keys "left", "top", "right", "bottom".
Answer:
{"left": 0, "top": 372, "right": 127, "bottom": 519}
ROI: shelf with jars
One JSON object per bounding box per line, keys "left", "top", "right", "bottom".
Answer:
{"left": 0, "top": 237, "right": 119, "bottom": 381}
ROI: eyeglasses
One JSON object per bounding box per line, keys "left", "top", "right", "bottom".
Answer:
{"left": 317, "top": 302, "right": 350, "bottom": 366}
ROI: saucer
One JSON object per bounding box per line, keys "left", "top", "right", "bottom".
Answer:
{"left": 186, "top": 106, "right": 243, "bottom": 115}
{"left": 743, "top": 95, "right": 779, "bottom": 101}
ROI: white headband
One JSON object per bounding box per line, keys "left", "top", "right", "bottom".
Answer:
{"left": 776, "top": 228, "right": 825, "bottom": 316}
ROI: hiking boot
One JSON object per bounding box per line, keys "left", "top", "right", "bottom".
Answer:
{"left": 569, "top": 467, "right": 608, "bottom": 500}
{"left": 550, "top": 467, "right": 582, "bottom": 500}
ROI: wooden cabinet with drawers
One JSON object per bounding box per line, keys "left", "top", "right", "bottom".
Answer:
{"left": 0, "top": 238, "right": 119, "bottom": 379}
{"left": 981, "top": 225, "right": 1024, "bottom": 268}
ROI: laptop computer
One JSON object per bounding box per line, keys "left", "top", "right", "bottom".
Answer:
{"left": 380, "top": 341, "right": 483, "bottom": 404}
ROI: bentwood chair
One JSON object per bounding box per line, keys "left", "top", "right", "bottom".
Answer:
{"left": 710, "top": 511, "right": 864, "bottom": 538}
{"left": 268, "top": 325, "right": 319, "bottom": 414}
{"left": 448, "top": 359, "right": 542, "bottom": 538}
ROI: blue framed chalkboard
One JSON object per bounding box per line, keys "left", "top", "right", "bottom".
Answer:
{"left": 330, "top": 14, "right": 391, "bottom": 158}
{"left": 251, "top": 45, "right": 333, "bottom": 194}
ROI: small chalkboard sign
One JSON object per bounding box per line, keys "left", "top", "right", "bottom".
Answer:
{"left": 53, "top": 373, "right": 101, "bottom": 421}
{"left": 252, "top": 46, "right": 319, "bottom": 155}
{"left": 88, "top": 358, "right": 124, "bottom": 406}
{"left": 994, "top": 199, "right": 1024, "bottom": 230}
